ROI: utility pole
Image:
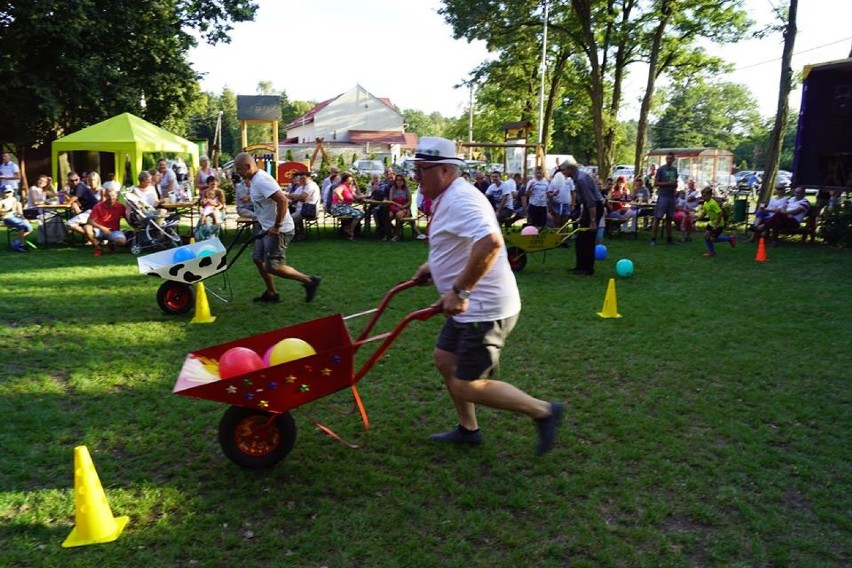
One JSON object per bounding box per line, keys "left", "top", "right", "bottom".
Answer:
{"left": 536, "top": 0, "right": 549, "bottom": 167}
{"left": 468, "top": 83, "right": 475, "bottom": 160}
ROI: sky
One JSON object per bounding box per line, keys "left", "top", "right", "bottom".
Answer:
{"left": 188, "top": 0, "right": 851, "bottom": 122}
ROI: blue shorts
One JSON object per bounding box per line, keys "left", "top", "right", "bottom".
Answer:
{"left": 3, "top": 213, "right": 33, "bottom": 231}
{"left": 655, "top": 195, "right": 676, "bottom": 219}
{"left": 3, "top": 215, "right": 32, "bottom": 232}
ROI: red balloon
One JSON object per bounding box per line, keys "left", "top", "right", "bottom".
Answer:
{"left": 218, "top": 347, "right": 264, "bottom": 379}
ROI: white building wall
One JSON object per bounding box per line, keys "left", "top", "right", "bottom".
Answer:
{"left": 313, "top": 85, "right": 403, "bottom": 142}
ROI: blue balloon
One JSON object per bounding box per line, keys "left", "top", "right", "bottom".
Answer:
{"left": 196, "top": 245, "right": 217, "bottom": 258}
{"left": 616, "top": 258, "right": 634, "bottom": 278}
{"left": 172, "top": 247, "right": 197, "bottom": 264}
{"left": 595, "top": 244, "right": 608, "bottom": 260}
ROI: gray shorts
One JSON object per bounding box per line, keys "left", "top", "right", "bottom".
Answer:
{"left": 252, "top": 231, "right": 294, "bottom": 272}
{"left": 655, "top": 194, "right": 676, "bottom": 219}
{"left": 436, "top": 314, "right": 519, "bottom": 380}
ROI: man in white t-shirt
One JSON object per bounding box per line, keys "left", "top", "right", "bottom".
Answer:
{"left": 547, "top": 166, "right": 575, "bottom": 227}
{"left": 0, "top": 153, "right": 21, "bottom": 196}
{"left": 234, "top": 152, "right": 321, "bottom": 304}
{"left": 410, "top": 137, "right": 563, "bottom": 455}
{"left": 484, "top": 172, "right": 516, "bottom": 225}
{"left": 289, "top": 172, "right": 321, "bottom": 240}
{"left": 157, "top": 159, "right": 178, "bottom": 199}
{"left": 524, "top": 167, "right": 551, "bottom": 228}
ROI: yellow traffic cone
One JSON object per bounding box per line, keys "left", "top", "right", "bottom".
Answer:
{"left": 597, "top": 278, "right": 622, "bottom": 319}
{"left": 190, "top": 281, "right": 216, "bottom": 324}
{"left": 62, "top": 446, "right": 128, "bottom": 548}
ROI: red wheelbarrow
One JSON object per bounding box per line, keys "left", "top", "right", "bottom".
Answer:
{"left": 173, "top": 279, "right": 440, "bottom": 469}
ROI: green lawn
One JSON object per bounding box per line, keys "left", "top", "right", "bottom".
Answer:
{"left": 1, "top": 227, "right": 850, "bottom": 567}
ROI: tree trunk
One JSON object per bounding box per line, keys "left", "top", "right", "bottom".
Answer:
{"left": 759, "top": 0, "right": 797, "bottom": 204}
{"left": 634, "top": 1, "right": 672, "bottom": 181}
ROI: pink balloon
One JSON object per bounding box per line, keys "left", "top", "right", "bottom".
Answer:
{"left": 218, "top": 347, "right": 264, "bottom": 379}
{"left": 520, "top": 226, "right": 539, "bottom": 236}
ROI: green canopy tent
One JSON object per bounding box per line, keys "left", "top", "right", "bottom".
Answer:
{"left": 51, "top": 113, "right": 199, "bottom": 187}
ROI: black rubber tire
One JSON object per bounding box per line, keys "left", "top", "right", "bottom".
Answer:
{"left": 156, "top": 281, "right": 193, "bottom": 315}
{"left": 218, "top": 406, "right": 297, "bottom": 469}
{"left": 506, "top": 246, "right": 527, "bottom": 272}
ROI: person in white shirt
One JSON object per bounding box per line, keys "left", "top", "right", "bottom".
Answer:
{"left": 1, "top": 186, "right": 32, "bottom": 251}
{"left": 524, "top": 167, "right": 551, "bottom": 228}
{"left": 409, "top": 137, "right": 563, "bottom": 455}
{"left": 547, "top": 166, "right": 574, "bottom": 228}
{"left": 132, "top": 171, "right": 161, "bottom": 208}
{"left": 485, "top": 172, "right": 516, "bottom": 226}
{"left": 233, "top": 152, "right": 321, "bottom": 304}
{"left": 0, "top": 152, "right": 21, "bottom": 195}
{"left": 751, "top": 183, "right": 789, "bottom": 241}
{"left": 763, "top": 186, "right": 811, "bottom": 245}
{"left": 194, "top": 155, "right": 218, "bottom": 193}
{"left": 289, "top": 171, "right": 321, "bottom": 240}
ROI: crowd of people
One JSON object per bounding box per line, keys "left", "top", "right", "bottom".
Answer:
{"left": 2, "top": 146, "right": 837, "bottom": 262}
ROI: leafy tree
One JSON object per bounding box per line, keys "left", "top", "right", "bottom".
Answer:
{"left": 440, "top": 0, "right": 576, "bottom": 151}
{"left": 632, "top": 0, "right": 750, "bottom": 176}
{"left": 651, "top": 79, "right": 762, "bottom": 150}
{"left": 0, "top": 0, "right": 257, "bottom": 170}
{"left": 404, "top": 109, "right": 444, "bottom": 137}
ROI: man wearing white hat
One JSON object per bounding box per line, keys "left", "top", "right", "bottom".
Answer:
{"left": 411, "top": 136, "right": 563, "bottom": 455}
{"left": 1, "top": 186, "right": 32, "bottom": 251}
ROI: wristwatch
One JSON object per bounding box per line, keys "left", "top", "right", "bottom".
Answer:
{"left": 452, "top": 286, "right": 471, "bottom": 300}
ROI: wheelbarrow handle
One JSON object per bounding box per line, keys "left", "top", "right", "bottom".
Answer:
{"left": 351, "top": 304, "right": 441, "bottom": 385}
{"left": 355, "top": 278, "right": 433, "bottom": 344}
{"left": 223, "top": 229, "right": 268, "bottom": 267}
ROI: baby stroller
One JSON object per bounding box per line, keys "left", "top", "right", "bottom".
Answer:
{"left": 194, "top": 207, "right": 222, "bottom": 241}
{"left": 124, "top": 191, "right": 182, "bottom": 255}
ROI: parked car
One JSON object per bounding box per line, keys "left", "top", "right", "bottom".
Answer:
{"left": 611, "top": 164, "right": 635, "bottom": 181}
{"left": 353, "top": 160, "right": 385, "bottom": 177}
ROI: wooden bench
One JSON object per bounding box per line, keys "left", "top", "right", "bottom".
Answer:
{"left": 604, "top": 216, "right": 630, "bottom": 238}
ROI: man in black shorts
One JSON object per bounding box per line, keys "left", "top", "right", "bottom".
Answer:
{"left": 411, "top": 137, "right": 563, "bottom": 455}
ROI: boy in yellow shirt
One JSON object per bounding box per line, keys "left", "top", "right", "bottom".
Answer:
{"left": 701, "top": 187, "right": 736, "bottom": 257}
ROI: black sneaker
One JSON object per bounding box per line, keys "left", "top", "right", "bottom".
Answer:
{"left": 252, "top": 291, "right": 280, "bottom": 303}
{"left": 429, "top": 425, "right": 483, "bottom": 447}
{"left": 535, "top": 402, "right": 564, "bottom": 455}
{"left": 303, "top": 275, "right": 321, "bottom": 303}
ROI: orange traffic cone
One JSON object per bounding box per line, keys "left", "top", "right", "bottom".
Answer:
{"left": 190, "top": 281, "right": 216, "bottom": 324}
{"left": 62, "top": 446, "right": 129, "bottom": 548}
{"left": 755, "top": 237, "right": 768, "bottom": 262}
{"left": 597, "top": 278, "right": 622, "bottom": 319}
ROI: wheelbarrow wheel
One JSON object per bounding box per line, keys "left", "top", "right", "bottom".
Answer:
{"left": 157, "top": 281, "right": 194, "bottom": 315}
{"left": 506, "top": 246, "right": 527, "bottom": 272}
{"left": 218, "top": 406, "right": 297, "bottom": 469}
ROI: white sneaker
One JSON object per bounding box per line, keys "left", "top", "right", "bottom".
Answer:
{"left": 416, "top": 234, "right": 427, "bottom": 240}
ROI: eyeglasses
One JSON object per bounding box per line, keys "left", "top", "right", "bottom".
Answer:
{"left": 68, "top": 178, "right": 80, "bottom": 183}
{"left": 411, "top": 164, "right": 442, "bottom": 176}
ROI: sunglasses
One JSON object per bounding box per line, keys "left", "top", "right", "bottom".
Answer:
{"left": 412, "top": 164, "right": 442, "bottom": 176}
